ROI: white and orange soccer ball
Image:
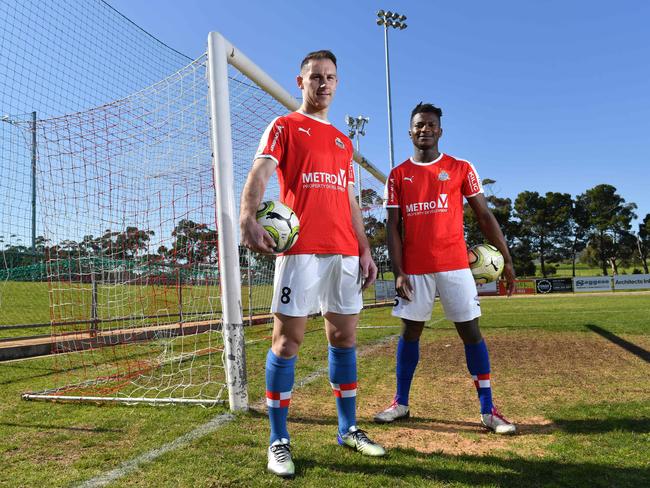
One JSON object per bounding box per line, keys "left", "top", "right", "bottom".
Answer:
{"left": 256, "top": 200, "right": 300, "bottom": 254}
{"left": 468, "top": 244, "right": 504, "bottom": 284}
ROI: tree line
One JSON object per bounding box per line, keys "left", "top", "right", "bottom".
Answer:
{"left": 364, "top": 183, "right": 648, "bottom": 278}
{"left": 2, "top": 184, "right": 648, "bottom": 279}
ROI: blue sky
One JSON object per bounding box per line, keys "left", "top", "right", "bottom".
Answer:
{"left": 108, "top": 0, "right": 649, "bottom": 225}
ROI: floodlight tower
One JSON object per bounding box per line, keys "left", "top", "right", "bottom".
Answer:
{"left": 345, "top": 114, "right": 370, "bottom": 207}
{"left": 376, "top": 9, "right": 407, "bottom": 169}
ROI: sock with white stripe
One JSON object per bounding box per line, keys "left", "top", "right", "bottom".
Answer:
{"left": 265, "top": 349, "right": 295, "bottom": 444}
{"left": 328, "top": 345, "right": 357, "bottom": 435}
{"left": 464, "top": 339, "right": 493, "bottom": 414}
{"left": 395, "top": 337, "right": 419, "bottom": 406}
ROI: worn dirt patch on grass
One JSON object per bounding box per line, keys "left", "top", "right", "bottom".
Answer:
{"left": 290, "top": 330, "right": 649, "bottom": 456}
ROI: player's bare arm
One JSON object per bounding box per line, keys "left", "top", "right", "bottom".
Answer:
{"left": 240, "top": 157, "right": 277, "bottom": 254}
{"left": 386, "top": 207, "right": 413, "bottom": 300}
{"left": 467, "top": 194, "right": 516, "bottom": 296}
{"left": 348, "top": 185, "right": 377, "bottom": 290}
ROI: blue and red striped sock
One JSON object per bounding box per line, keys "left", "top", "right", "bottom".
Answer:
{"left": 265, "top": 349, "right": 296, "bottom": 444}
{"left": 328, "top": 345, "right": 357, "bottom": 435}
{"left": 464, "top": 339, "right": 493, "bottom": 414}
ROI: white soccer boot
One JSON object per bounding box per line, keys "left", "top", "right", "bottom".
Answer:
{"left": 374, "top": 399, "right": 410, "bottom": 423}
{"left": 481, "top": 407, "right": 517, "bottom": 434}
{"left": 267, "top": 438, "right": 295, "bottom": 477}
{"left": 337, "top": 425, "right": 386, "bottom": 457}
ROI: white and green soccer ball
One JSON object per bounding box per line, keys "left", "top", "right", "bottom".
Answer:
{"left": 468, "top": 244, "right": 504, "bottom": 284}
{"left": 256, "top": 200, "right": 300, "bottom": 253}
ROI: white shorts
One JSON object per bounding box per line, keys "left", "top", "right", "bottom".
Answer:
{"left": 271, "top": 254, "right": 363, "bottom": 316}
{"left": 392, "top": 268, "right": 481, "bottom": 323}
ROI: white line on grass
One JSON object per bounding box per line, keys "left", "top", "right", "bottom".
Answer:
{"left": 76, "top": 333, "right": 400, "bottom": 487}
{"left": 76, "top": 413, "right": 235, "bottom": 488}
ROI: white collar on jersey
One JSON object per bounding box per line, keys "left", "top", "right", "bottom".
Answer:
{"left": 410, "top": 153, "right": 444, "bottom": 166}
{"left": 296, "top": 110, "right": 331, "bottom": 125}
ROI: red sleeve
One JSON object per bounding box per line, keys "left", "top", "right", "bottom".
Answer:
{"left": 384, "top": 168, "right": 400, "bottom": 207}
{"left": 255, "top": 116, "right": 286, "bottom": 165}
{"left": 347, "top": 156, "right": 356, "bottom": 185}
{"left": 461, "top": 161, "right": 483, "bottom": 197}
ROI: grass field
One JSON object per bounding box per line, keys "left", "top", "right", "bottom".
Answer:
{"left": 1, "top": 292, "right": 649, "bottom": 487}
{"left": 0, "top": 281, "right": 384, "bottom": 339}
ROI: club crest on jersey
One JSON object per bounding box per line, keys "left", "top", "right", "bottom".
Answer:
{"left": 334, "top": 137, "right": 345, "bottom": 149}
{"left": 438, "top": 171, "right": 450, "bottom": 181}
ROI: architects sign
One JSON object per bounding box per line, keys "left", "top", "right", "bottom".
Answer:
{"left": 613, "top": 274, "right": 650, "bottom": 290}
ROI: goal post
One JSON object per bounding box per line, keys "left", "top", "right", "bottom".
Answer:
{"left": 206, "top": 32, "right": 247, "bottom": 411}
{"left": 17, "top": 31, "right": 388, "bottom": 411}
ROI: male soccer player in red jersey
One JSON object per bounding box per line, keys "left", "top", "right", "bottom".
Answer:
{"left": 240, "top": 50, "right": 385, "bottom": 478}
{"left": 374, "top": 102, "right": 517, "bottom": 435}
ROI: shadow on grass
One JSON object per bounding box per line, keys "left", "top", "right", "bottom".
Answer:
{"left": 0, "top": 421, "right": 123, "bottom": 433}
{"left": 585, "top": 324, "right": 650, "bottom": 362}
{"left": 252, "top": 411, "right": 556, "bottom": 436}
{"left": 551, "top": 416, "right": 650, "bottom": 434}
{"left": 297, "top": 449, "right": 648, "bottom": 488}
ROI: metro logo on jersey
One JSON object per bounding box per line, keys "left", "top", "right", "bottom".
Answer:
{"left": 405, "top": 194, "right": 448, "bottom": 215}
{"left": 302, "top": 168, "right": 347, "bottom": 192}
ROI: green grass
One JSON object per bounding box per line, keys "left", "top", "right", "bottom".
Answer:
{"left": 0, "top": 280, "right": 387, "bottom": 339}
{"left": 1, "top": 292, "right": 649, "bottom": 487}
{"left": 533, "top": 262, "right": 643, "bottom": 278}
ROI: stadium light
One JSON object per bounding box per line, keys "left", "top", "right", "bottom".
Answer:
{"left": 376, "top": 9, "right": 407, "bottom": 169}
{"left": 345, "top": 114, "right": 370, "bottom": 206}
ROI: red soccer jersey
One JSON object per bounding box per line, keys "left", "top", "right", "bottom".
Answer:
{"left": 255, "top": 111, "right": 358, "bottom": 256}
{"left": 385, "top": 153, "right": 483, "bottom": 274}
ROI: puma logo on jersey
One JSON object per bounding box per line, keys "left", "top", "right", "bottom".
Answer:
{"left": 298, "top": 127, "right": 311, "bottom": 136}
{"left": 403, "top": 176, "right": 414, "bottom": 183}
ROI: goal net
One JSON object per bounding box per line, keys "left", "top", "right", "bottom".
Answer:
{"left": 16, "top": 32, "right": 387, "bottom": 409}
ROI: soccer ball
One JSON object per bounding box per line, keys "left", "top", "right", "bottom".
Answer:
{"left": 256, "top": 200, "right": 300, "bottom": 253}
{"left": 468, "top": 244, "right": 504, "bottom": 284}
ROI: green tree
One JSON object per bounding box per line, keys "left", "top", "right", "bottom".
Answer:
{"left": 363, "top": 214, "right": 388, "bottom": 278}
{"left": 170, "top": 219, "right": 218, "bottom": 264}
{"left": 570, "top": 196, "right": 591, "bottom": 277}
{"left": 577, "top": 184, "right": 637, "bottom": 275}
{"left": 514, "top": 191, "right": 573, "bottom": 277}
{"left": 636, "top": 214, "right": 649, "bottom": 273}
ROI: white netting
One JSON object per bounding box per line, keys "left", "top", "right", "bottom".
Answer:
{"left": 24, "top": 56, "right": 226, "bottom": 403}
{"left": 13, "top": 41, "right": 387, "bottom": 405}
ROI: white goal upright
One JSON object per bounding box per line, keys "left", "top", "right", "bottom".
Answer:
{"left": 20, "top": 32, "right": 387, "bottom": 411}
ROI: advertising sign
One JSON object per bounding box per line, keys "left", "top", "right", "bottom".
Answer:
{"left": 476, "top": 281, "right": 498, "bottom": 296}
{"left": 374, "top": 280, "right": 394, "bottom": 301}
{"left": 535, "top": 278, "right": 573, "bottom": 294}
{"left": 499, "top": 279, "right": 535, "bottom": 295}
{"left": 573, "top": 276, "right": 612, "bottom": 293}
{"left": 613, "top": 274, "right": 650, "bottom": 290}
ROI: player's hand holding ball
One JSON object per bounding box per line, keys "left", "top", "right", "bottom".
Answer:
{"left": 255, "top": 200, "right": 300, "bottom": 254}
{"left": 468, "top": 244, "right": 505, "bottom": 284}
